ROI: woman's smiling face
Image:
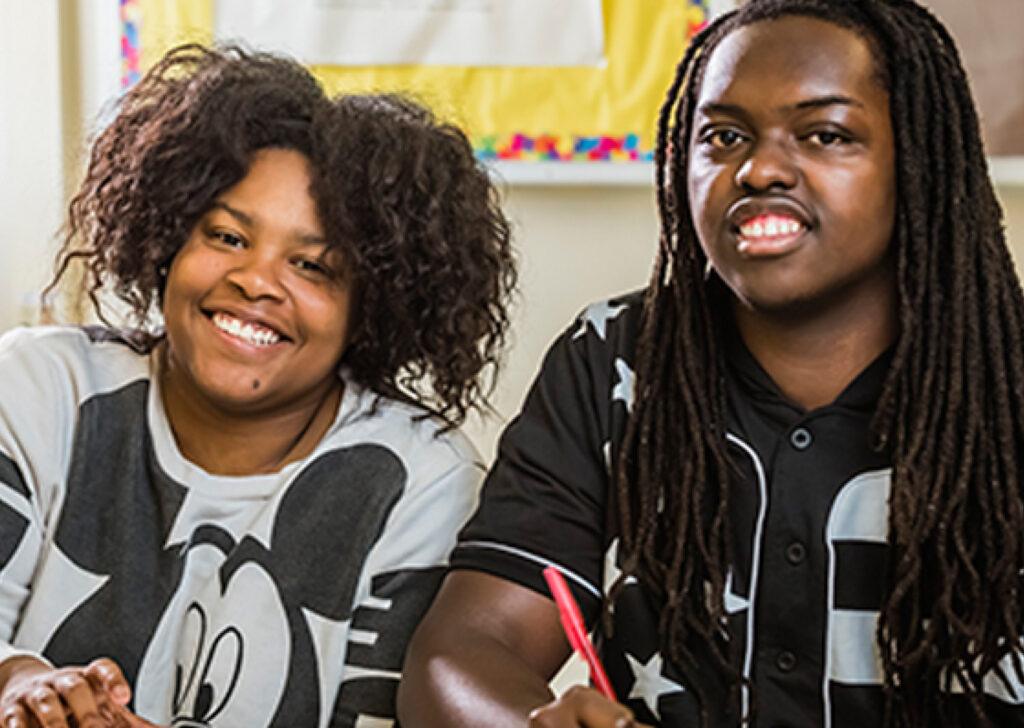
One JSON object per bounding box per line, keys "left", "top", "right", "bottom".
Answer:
{"left": 687, "top": 15, "right": 897, "bottom": 316}
{"left": 161, "top": 147, "right": 353, "bottom": 415}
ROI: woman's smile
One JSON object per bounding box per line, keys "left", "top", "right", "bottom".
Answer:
{"left": 161, "top": 148, "right": 354, "bottom": 415}
{"left": 206, "top": 310, "right": 290, "bottom": 360}
{"left": 209, "top": 311, "right": 284, "bottom": 348}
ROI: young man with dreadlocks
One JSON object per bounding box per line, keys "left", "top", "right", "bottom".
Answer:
{"left": 398, "top": 0, "right": 1024, "bottom": 727}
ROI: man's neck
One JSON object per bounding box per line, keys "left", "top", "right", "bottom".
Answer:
{"left": 733, "top": 288, "right": 897, "bottom": 412}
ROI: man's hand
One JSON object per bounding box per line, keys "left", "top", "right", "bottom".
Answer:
{"left": 528, "top": 685, "right": 654, "bottom": 728}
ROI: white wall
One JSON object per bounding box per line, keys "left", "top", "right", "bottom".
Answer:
{"left": 0, "top": 1, "right": 120, "bottom": 331}
{"left": 461, "top": 184, "right": 659, "bottom": 460}
{"left": 1001, "top": 186, "right": 1024, "bottom": 267}
{"left": 2, "top": 3, "right": 1024, "bottom": 462}
{"left": 0, "top": 3, "right": 65, "bottom": 329}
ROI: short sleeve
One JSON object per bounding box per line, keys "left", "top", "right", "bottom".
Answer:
{"left": 452, "top": 318, "right": 616, "bottom": 621}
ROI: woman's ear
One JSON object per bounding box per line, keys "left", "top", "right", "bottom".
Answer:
{"left": 156, "top": 254, "right": 176, "bottom": 296}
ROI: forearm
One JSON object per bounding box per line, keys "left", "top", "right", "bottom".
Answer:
{"left": 399, "top": 631, "right": 555, "bottom": 728}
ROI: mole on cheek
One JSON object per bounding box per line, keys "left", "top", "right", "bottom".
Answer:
{"left": 252, "top": 379, "right": 261, "bottom": 390}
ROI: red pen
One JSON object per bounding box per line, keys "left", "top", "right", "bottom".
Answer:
{"left": 542, "top": 565, "right": 617, "bottom": 701}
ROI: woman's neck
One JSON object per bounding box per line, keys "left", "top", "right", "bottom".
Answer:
{"left": 733, "top": 285, "right": 898, "bottom": 412}
{"left": 158, "top": 349, "right": 344, "bottom": 476}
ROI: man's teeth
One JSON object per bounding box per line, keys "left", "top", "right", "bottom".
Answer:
{"left": 739, "top": 217, "right": 803, "bottom": 239}
{"left": 212, "top": 313, "right": 281, "bottom": 347}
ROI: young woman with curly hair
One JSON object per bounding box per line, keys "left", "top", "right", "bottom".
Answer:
{"left": 400, "top": 1, "right": 1024, "bottom": 727}
{"left": 0, "top": 44, "right": 515, "bottom": 727}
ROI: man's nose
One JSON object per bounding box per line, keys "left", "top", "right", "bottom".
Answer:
{"left": 734, "top": 138, "right": 798, "bottom": 192}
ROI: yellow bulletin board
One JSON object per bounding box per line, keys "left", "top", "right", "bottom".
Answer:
{"left": 121, "top": 1, "right": 715, "bottom": 173}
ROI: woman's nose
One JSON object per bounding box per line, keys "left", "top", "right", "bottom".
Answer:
{"left": 224, "top": 251, "right": 286, "bottom": 301}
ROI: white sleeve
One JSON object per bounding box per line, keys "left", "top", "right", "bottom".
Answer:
{"left": 0, "top": 328, "right": 77, "bottom": 665}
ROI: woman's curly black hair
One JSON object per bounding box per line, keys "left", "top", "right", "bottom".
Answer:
{"left": 313, "top": 93, "right": 517, "bottom": 428}
{"left": 52, "top": 43, "right": 516, "bottom": 428}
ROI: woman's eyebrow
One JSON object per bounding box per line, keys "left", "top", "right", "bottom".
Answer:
{"left": 211, "top": 201, "right": 254, "bottom": 227}
{"left": 211, "top": 201, "right": 326, "bottom": 245}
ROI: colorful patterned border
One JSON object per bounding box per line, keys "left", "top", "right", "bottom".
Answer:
{"left": 473, "top": 1, "right": 711, "bottom": 163}
{"left": 120, "top": 1, "right": 717, "bottom": 163}
{"left": 120, "top": 0, "right": 142, "bottom": 89}
{"left": 687, "top": 0, "right": 712, "bottom": 38}
{"left": 475, "top": 134, "right": 654, "bottom": 163}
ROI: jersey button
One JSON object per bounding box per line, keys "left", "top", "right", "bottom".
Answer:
{"left": 776, "top": 650, "right": 797, "bottom": 672}
{"left": 785, "top": 541, "right": 806, "bottom": 565}
{"left": 790, "top": 427, "right": 812, "bottom": 450}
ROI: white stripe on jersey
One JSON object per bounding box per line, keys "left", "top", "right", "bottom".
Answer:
{"left": 823, "top": 469, "right": 891, "bottom": 728}
{"left": 828, "top": 609, "right": 882, "bottom": 685}
{"left": 458, "top": 540, "right": 602, "bottom": 599}
{"left": 725, "top": 432, "right": 769, "bottom": 720}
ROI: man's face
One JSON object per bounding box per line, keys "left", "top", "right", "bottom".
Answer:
{"left": 687, "top": 15, "right": 897, "bottom": 317}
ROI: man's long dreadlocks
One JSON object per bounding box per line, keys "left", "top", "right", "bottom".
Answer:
{"left": 609, "top": 1, "right": 1024, "bottom": 725}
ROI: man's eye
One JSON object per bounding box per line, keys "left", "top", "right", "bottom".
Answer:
{"left": 809, "top": 131, "right": 849, "bottom": 147}
{"left": 703, "top": 129, "right": 746, "bottom": 150}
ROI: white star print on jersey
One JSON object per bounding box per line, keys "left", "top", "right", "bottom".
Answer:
{"left": 574, "top": 300, "right": 628, "bottom": 341}
{"left": 602, "top": 539, "right": 637, "bottom": 596}
{"left": 724, "top": 568, "right": 751, "bottom": 615}
{"left": 612, "top": 358, "right": 635, "bottom": 412}
{"left": 626, "top": 651, "right": 686, "bottom": 720}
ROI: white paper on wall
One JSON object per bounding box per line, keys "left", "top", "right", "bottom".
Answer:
{"left": 214, "top": 0, "right": 605, "bottom": 68}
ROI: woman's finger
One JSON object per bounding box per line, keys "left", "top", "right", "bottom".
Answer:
{"left": 84, "top": 658, "right": 131, "bottom": 706}
{"left": 23, "top": 685, "right": 70, "bottom": 728}
{"left": 54, "top": 672, "right": 105, "bottom": 728}
{"left": 1, "top": 702, "right": 30, "bottom": 728}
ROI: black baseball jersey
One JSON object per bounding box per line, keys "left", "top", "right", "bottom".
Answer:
{"left": 0, "top": 326, "right": 482, "bottom": 727}
{"left": 452, "top": 289, "right": 1024, "bottom": 727}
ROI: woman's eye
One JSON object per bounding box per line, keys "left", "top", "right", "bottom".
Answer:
{"left": 704, "top": 129, "right": 745, "bottom": 150}
{"left": 212, "top": 231, "right": 245, "bottom": 248}
{"left": 294, "top": 258, "right": 331, "bottom": 277}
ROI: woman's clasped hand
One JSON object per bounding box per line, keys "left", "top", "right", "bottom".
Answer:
{"left": 0, "top": 657, "right": 158, "bottom": 727}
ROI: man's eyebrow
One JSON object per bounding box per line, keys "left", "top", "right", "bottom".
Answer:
{"left": 696, "top": 95, "right": 865, "bottom": 117}
{"left": 211, "top": 201, "right": 326, "bottom": 245}
{"left": 789, "top": 94, "right": 864, "bottom": 111}
{"left": 696, "top": 102, "right": 747, "bottom": 118}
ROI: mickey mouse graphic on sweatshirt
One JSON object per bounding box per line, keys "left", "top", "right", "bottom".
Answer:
{"left": 0, "top": 326, "right": 481, "bottom": 727}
